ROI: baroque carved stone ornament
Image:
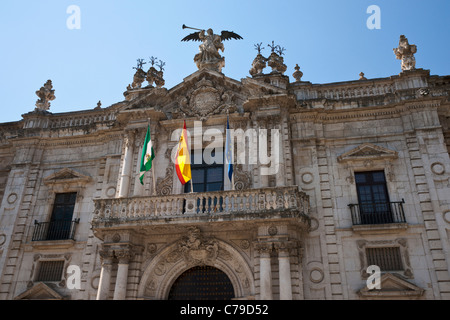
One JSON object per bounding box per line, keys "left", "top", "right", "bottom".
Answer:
{"left": 393, "top": 35, "right": 417, "bottom": 71}
{"left": 128, "top": 59, "right": 147, "bottom": 89}
{"left": 249, "top": 43, "right": 267, "bottom": 76}
{"left": 35, "top": 80, "right": 55, "bottom": 111}
{"left": 177, "top": 226, "right": 219, "bottom": 266}
{"left": 178, "top": 77, "right": 237, "bottom": 120}
{"left": 267, "top": 42, "right": 287, "bottom": 74}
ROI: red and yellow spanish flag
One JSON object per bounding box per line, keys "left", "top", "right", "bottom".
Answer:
{"left": 175, "top": 120, "right": 191, "bottom": 185}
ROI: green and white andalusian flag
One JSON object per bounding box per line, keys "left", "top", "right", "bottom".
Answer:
{"left": 139, "top": 124, "right": 155, "bottom": 185}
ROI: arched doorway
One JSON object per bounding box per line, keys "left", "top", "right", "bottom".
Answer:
{"left": 168, "top": 266, "right": 234, "bottom": 300}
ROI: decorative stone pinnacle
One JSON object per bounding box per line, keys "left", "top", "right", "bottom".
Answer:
{"left": 35, "top": 80, "right": 55, "bottom": 111}
{"left": 293, "top": 64, "right": 303, "bottom": 82}
{"left": 393, "top": 35, "right": 417, "bottom": 71}
{"left": 359, "top": 72, "right": 367, "bottom": 80}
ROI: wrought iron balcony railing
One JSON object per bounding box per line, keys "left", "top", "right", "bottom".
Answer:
{"left": 92, "top": 186, "right": 310, "bottom": 226}
{"left": 32, "top": 219, "right": 79, "bottom": 241}
{"left": 348, "top": 200, "right": 406, "bottom": 225}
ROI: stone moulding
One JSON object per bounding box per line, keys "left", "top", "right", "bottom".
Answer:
{"left": 358, "top": 273, "right": 424, "bottom": 299}
{"left": 43, "top": 168, "right": 91, "bottom": 186}
{"left": 337, "top": 143, "right": 398, "bottom": 163}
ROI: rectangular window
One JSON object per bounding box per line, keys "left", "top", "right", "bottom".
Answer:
{"left": 366, "top": 247, "right": 403, "bottom": 271}
{"left": 47, "top": 192, "right": 77, "bottom": 240}
{"left": 184, "top": 151, "right": 224, "bottom": 213}
{"left": 184, "top": 151, "right": 224, "bottom": 193}
{"left": 51, "top": 192, "right": 77, "bottom": 221}
{"left": 36, "top": 261, "right": 65, "bottom": 282}
{"left": 355, "top": 171, "right": 393, "bottom": 224}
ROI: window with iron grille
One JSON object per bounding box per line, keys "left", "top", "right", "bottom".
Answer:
{"left": 366, "top": 247, "right": 404, "bottom": 271}
{"left": 47, "top": 192, "right": 77, "bottom": 240}
{"left": 36, "top": 260, "right": 65, "bottom": 282}
{"left": 355, "top": 171, "right": 392, "bottom": 221}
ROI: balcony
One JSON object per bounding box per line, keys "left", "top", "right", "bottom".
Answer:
{"left": 348, "top": 200, "right": 407, "bottom": 232}
{"left": 32, "top": 219, "right": 79, "bottom": 241}
{"left": 92, "top": 186, "right": 310, "bottom": 230}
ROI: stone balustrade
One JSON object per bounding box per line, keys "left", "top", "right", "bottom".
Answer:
{"left": 92, "top": 186, "right": 309, "bottom": 225}
{"left": 23, "top": 111, "right": 117, "bottom": 130}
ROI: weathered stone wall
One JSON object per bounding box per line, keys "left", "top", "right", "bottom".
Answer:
{"left": 0, "top": 67, "right": 449, "bottom": 300}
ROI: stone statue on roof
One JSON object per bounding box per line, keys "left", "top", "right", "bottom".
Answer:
{"left": 181, "top": 25, "right": 243, "bottom": 72}
{"left": 393, "top": 35, "right": 417, "bottom": 71}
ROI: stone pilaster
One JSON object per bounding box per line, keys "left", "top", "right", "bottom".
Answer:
{"left": 316, "top": 144, "right": 343, "bottom": 299}
{"left": 405, "top": 131, "right": 450, "bottom": 298}
{"left": 117, "top": 130, "right": 136, "bottom": 198}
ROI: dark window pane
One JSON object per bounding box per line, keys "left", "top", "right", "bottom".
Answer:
{"left": 207, "top": 167, "right": 223, "bottom": 183}
{"left": 192, "top": 169, "right": 205, "bottom": 182}
{"left": 192, "top": 183, "right": 205, "bottom": 193}
{"left": 372, "top": 171, "right": 386, "bottom": 183}
{"left": 207, "top": 182, "right": 222, "bottom": 192}
{"left": 355, "top": 173, "right": 367, "bottom": 184}
{"left": 51, "top": 193, "right": 76, "bottom": 221}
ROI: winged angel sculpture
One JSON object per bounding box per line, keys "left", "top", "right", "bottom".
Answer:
{"left": 182, "top": 25, "right": 243, "bottom": 72}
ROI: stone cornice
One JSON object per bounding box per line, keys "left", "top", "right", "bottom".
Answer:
{"left": 9, "top": 130, "right": 123, "bottom": 148}
{"left": 290, "top": 98, "right": 442, "bottom": 123}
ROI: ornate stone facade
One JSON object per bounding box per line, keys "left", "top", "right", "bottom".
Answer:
{"left": 0, "top": 35, "right": 449, "bottom": 301}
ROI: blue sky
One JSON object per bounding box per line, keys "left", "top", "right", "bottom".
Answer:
{"left": 0, "top": 0, "right": 449, "bottom": 123}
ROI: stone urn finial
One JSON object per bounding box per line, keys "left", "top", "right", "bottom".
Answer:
{"left": 293, "top": 64, "right": 303, "bottom": 82}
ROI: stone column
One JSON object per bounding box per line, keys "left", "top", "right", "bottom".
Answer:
{"left": 118, "top": 131, "right": 135, "bottom": 198}
{"left": 133, "top": 136, "right": 145, "bottom": 197}
{"left": 257, "top": 243, "right": 273, "bottom": 300}
{"left": 276, "top": 242, "right": 293, "bottom": 300}
{"left": 113, "top": 249, "right": 132, "bottom": 300}
{"left": 96, "top": 250, "right": 114, "bottom": 300}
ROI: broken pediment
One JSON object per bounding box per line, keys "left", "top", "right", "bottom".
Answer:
{"left": 14, "top": 282, "right": 65, "bottom": 300}
{"left": 337, "top": 143, "right": 398, "bottom": 163}
{"left": 44, "top": 168, "right": 91, "bottom": 186}
{"left": 125, "top": 69, "right": 246, "bottom": 120}
{"left": 358, "top": 273, "right": 425, "bottom": 299}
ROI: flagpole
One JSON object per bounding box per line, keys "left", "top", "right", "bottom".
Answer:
{"left": 231, "top": 173, "right": 235, "bottom": 191}
{"left": 148, "top": 118, "right": 157, "bottom": 196}
{"left": 226, "top": 112, "right": 234, "bottom": 191}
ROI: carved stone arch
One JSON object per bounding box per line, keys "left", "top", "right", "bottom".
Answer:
{"left": 137, "top": 237, "right": 255, "bottom": 300}
{"left": 159, "top": 258, "right": 242, "bottom": 300}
